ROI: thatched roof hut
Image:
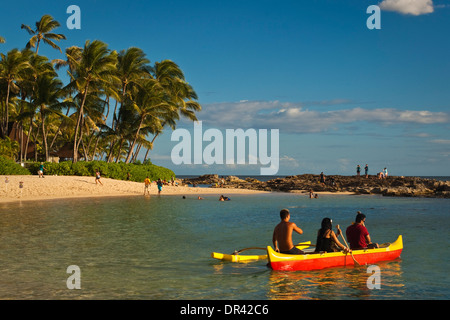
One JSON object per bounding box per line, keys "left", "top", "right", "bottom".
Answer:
{"left": 50, "top": 142, "right": 81, "bottom": 160}
{"left": 7, "top": 122, "right": 36, "bottom": 158}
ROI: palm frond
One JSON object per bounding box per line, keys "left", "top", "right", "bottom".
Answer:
{"left": 20, "top": 24, "right": 35, "bottom": 35}
{"left": 42, "top": 38, "right": 62, "bottom": 53}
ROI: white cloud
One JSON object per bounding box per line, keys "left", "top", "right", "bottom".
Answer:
{"left": 148, "top": 154, "right": 173, "bottom": 160}
{"left": 337, "top": 158, "right": 351, "bottom": 171}
{"left": 430, "top": 139, "right": 450, "bottom": 144}
{"left": 280, "top": 155, "right": 300, "bottom": 168}
{"left": 407, "top": 132, "right": 431, "bottom": 137}
{"left": 379, "top": 0, "right": 434, "bottom": 15}
{"left": 197, "top": 100, "right": 450, "bottom": 134}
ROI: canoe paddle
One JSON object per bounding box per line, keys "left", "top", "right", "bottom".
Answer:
{"left": 232, "top": 242, "right": 314, "bottom": 255}
{"left": 337, "top": 225, "right": 361, "bottom": 266}
{"left": 232, "top": 247, "right": 266, "bottom": 255}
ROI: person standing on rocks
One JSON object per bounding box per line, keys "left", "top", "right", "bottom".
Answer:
{"left": 365, "top": 164, "right": 369, "bottom": 178}
{"left": 356, "top": 165, "right": 361, "bottom": 177}
{"left": 319, "top": 172, "right": 326, "bottom": 186}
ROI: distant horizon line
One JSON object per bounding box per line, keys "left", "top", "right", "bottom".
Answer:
{"left": 175, "top": 173, "right": 450, "bottom": 178}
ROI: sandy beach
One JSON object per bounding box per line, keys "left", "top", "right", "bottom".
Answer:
{"left": 0, "top": 175, "right": 269, "bottom": 203}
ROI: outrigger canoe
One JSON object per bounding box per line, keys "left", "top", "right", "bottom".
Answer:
{"left": 267, "top": 235, "right": 403, "bottom": 271}
{"left": 211, "top": 241, "right": 312, "bottom": 263}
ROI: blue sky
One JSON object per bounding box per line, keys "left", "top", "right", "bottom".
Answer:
{"left": 1, "top": 0, "right": 449, "bottom": 176}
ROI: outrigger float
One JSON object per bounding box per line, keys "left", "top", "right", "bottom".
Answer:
{"left": 211, "top": 242, "right": 311, "bottom": 263}
{"left": 212, "top": 236, "right": 403, "bottom": 271}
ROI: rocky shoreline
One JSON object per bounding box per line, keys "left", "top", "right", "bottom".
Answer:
{"left": 182, "top": 174, "right": 450, "bottom": 198}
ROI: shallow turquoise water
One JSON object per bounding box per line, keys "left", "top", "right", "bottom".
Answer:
{"left": 0, "top": 193, "right": 448, "bottom": 299}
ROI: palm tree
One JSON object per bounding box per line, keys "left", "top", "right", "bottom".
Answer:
{"left": 123, "top": 79, "right": 174, "bottom": 163}
{"left": 66, "top": 40, "right": 118, "bottom": 163}
{"left": 21, "top": 14, "right": 66, "bottom": 54}
{"left": 106, "top": 47, "right": 152, "bottom": 162}
{"left": 116, "top": 47, "right": 152, "bottom": 97}
{"left": 0, "top": 49, "right": 30, "bottom": 137}
{"left": 147, "top": 60, "right": 201, "bottom": 147}
{"left": 17, "top": 50, "right": 59, "bottom": 161}
{"left": 32, "top": 74, "right": 65, "bottom": 160}
{"left": 53, "top": 46, "right": 82, "bottom": 78}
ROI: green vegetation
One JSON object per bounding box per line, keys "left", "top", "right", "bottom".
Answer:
{"left": 0, "top": 156, "right": 174, "bottom": 181}
{"left": 0, "top": 156, "right": 30, "bottom": 175}
{"left": 1, "top": 14, "right": 200, "bottom": 168}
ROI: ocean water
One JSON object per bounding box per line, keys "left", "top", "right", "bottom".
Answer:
{"left": 178, "top": 175, "right": 450, "bottom": 183}
{"left": 0, "top": 192, "right": 448, "bottom": 300}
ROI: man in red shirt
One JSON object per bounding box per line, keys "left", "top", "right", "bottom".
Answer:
{"left": 346, "top": 212, "right": 379, "bottom": 250}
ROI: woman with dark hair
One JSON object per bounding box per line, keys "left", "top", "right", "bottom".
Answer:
{"left": 315, "top": 218, "right": 350, "bottom": 253}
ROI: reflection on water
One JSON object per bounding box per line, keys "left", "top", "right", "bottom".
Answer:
{"left": 267, "top": 259, "right": 405, "bottom": 300}
{"left": 0, "top": 193, "right": 448, "bottom": 299}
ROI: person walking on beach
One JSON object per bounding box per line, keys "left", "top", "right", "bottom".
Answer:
{"left": 365, "top": 164, "right": 369, "bottom": 178}
{"left": 144, "top": 176, "right": 151, "bottom": 195}
{"left": 272, "top": 209, "right": 304, "bottom": 254}
{"left": 315, "top": 218, "right": 350, "bottom": 253}
{"left": 38, "top": 162, "right": 46, "bottom": 178}
{"left": 157, "top": 178, "right": 163, "bottom": 194}
{"left": 95, "top": 170, "right": 103, "bottom": 186}
{"left": 346, "top": 212, "right": 378, "bottom": 250}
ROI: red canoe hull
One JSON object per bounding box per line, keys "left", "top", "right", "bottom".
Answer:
{"left": 268, "top": 236, "right": 403, "bottom": 271}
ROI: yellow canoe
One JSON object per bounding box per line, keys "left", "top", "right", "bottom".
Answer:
{"left": 211, "top": 241, "right": 312, "bottom": 263}
{"left": 268, "top": 235, "right": 403, "bottom": 271}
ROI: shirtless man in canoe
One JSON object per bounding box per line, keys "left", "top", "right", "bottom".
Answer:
{"left": 272, "top": 208, "right": 304, "bottom": 254}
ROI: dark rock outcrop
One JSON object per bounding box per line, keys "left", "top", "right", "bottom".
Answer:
{"left": 182, "top": 174, "right": 450, "bottom": 198}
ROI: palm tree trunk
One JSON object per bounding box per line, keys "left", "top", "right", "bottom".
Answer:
{"left": 24, "top": 118, "right": 33, "bottom": 161}
{"left": 143, "top": 147, "right": 150, "bottom": 163}
{"left": 4, "top": 81, "right": 11, "bottom": 137}
{"left": 115, "top": 138, "right": 124, "bottom": 163}
{"left": 19, "top": 122, "right": 24, "bottom": 162}
{"left": 125, "top": 117, "right": 144, "bottom": 163}
{"left": 33, "top": 129, "right": 39, "bottom": 161}
{"left": 131, "top": 142, "right": 142, "bottom": 163}
{"left": 92, "top": 135, "right": 101, "bottom": 160}
{"left": 35, "top": 38, "right": 41, "bottom": 55}
{"left": 149, "top": 120, "right": 166, "bottom": 147}
{"left": 86, "top": 130, "right": 96, "bottom": 160}
{"left": 106, "top": 141, "right": 116, "bottom": 163}
{"left": 80, "top": 138, "right": 89, "bottom": 160}
{"left": 41, "top": 110, "right": 49, "bottom": 161}
{"left": 73, "top": 83, "right": 89, "bottom": 163}
{"left": 49, "top": 106, "right": 71, "bottom": 150}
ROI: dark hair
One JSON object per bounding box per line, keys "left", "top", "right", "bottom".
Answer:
{"left": 320, "top": 218, "right": 332, "bottom": 231}
{"left": 355, "top": 212, "right": 366, "bottom": 223}
{"left": 280, "top": 209, "right": 290, "bottom": 220}
{"left": 316, "top": 218, "right": 333, "bottom": 252}
{"left": 317, "top": 218, "right": 332, "bottom": 239}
